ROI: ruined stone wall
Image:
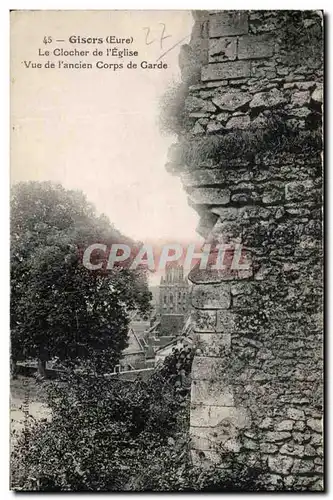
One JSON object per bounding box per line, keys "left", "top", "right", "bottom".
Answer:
{"left": 166, "top": 10, "right": 323, "bottom": 491}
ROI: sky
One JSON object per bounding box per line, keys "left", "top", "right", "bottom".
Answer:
{"left": 10, "top": 10, "right": 200, "bottom": 244}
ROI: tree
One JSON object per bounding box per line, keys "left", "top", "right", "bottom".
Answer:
{"left": 10, "top": 181, "right": 151, "bottom": 376}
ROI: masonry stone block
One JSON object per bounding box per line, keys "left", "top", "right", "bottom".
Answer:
{"left": 280, "top": 443, "right": 305, "bottom": 457}
{"left": 230, "top": 282, "right": 255, "bottom": 297}
{"left": 275, "top": 420, "right": 294, "bottom": 431}
{"left": 191, "top": 356, "right": 226, "bottom": 381}
{"left": 265, "top": 431, "right": 292, "bottom": 442}
{"left": 249, "top": 88, "right": 287, "bottom": 109}
{"left": 206, "top": 122, "right": 225, "bottom": 133}
{"left": 191, "top": 379, "right": 234, "bottom": 406}
{"left": 202, "top": 61, "right": 251, "bottom": 81}
{"left": 291, "top": 458, "right": 315, "bottom": 474}
{"left": 238, "top": 34, "right": 274, "bottom": 59}
{"left": 285, "top": 180, "right": 315, "bottom": 201}
{"left": 216, "top": 112, "right": 231, "bottom": 123}
{"left": 287, "top": 408, "right": 305, "bottom": 420}
{"left": 216, "top": 310, "right": 236, "bottom": 334}
{"left": 191, "top": 122, "right": 205, "bottom": 135}
{"left": 261, "top": 443, "right": 278, "bottom": 454}
{"left": 291, "top": 91, "right": 311, "bottom": 107}
{"left": 181, "top": 169, "right": 225, "bottom": 187}
{"left": 190, "top": 426, "right": 240, "bottom": 453}
{"left": 226, "top": 115, "right": 251, "bottom": 129}
{"left": 209, "top": 37, "right": 237, "bottom": 62}
{"left": 262, "top": 186, "right": 284, "bottom": 204}
{"left": 190, "top": 428, "right": 217, "bottom": 452}
{"left": 290, "top": 108, "right": 312, "bottom": 118}
{"left": 212, "top": 91, "right": 251, "bottom": 111}
{"left": 268, "top": 455, "right": 294, "bottom": 475}
{"left": 312, "top": 84, "right": 323, "bottom": 104}
{"left": 185, "top": 95, "right": 216, "bottom": 113}
{"left": 189, "top": 187, "right": 230, "bottom": 205}
{"left": 211, "top": 206, "right": 240, "bottom": 221}
{"left": 187, "top": 266, "right": 220, "bottom": 287}
{"left": 191, "top": 404, "right": 251, "bottom": 429}
{"left": 209, "top": 12, "right": 248, "bottom": 37}
{"left": 307, "top": 418, "right": 322, "bottom": 433}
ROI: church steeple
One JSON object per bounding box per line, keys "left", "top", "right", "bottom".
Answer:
{"left": 159, "top": 264, "right": 189, "bottom": 316}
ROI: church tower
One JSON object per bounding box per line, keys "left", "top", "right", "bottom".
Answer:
{"left": 158, "top": 264, "right": 189, "bottom": 335}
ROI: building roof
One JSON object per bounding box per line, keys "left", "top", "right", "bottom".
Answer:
{"left": 130, "top": 320, "right": 150, "bottom": 337}
{"left": 123, "top": 328, "right": 145, "bottom": 355}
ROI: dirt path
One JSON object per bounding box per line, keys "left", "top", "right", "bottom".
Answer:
{"left": 10, "top": 376, "right": 52, "bottom": 436}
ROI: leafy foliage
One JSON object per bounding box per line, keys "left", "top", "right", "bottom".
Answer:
{"left": 11, "top": 348, "right": 192, "bottom": 491}
{"left": 11, "top": 181, "right": 151, "bottom": 374}
{"left": 11, "top": 346, "right": 266, "bottom": 492}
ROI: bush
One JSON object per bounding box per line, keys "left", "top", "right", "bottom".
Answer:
{"left": 11, "top": 347, "right": 267, "bottom": 492}
{"left": 11, "top": 348, "right": 193, "bottom": 491}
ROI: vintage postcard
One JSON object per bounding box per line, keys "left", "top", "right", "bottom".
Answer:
{"left": 10, "top": 10, "right": 323, "bottom": 492}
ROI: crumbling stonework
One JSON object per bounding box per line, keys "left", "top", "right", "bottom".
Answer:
{"left": 166, "top": 10, "right": 323, "bottom": 491}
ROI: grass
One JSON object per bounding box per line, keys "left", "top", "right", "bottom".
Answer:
{"left": 180, "top": 119, "right": 322, "bottom": 167}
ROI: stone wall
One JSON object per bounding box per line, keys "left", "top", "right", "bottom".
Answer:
{"left": 166, "top": 10, "right": 323, "bottom": 491}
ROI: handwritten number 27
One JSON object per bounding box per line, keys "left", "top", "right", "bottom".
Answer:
{"left": 143, "top": 23, "right": 171, "bottom": 49}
